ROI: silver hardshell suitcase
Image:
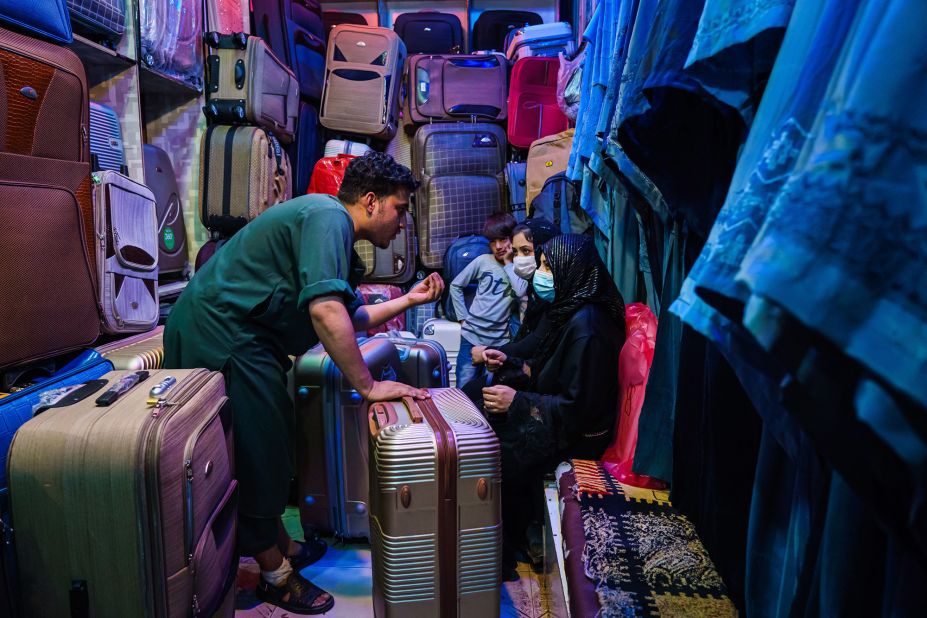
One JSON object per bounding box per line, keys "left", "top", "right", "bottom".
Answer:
{"left": 372, "top": 332, "right": 449, "bottom": 388}
{"left": 368, "top": 388, "right": 501, "bottom": 617}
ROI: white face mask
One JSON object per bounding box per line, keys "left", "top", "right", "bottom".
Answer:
{"left": 513, "top": 255, "right": 537, "bottom": 280}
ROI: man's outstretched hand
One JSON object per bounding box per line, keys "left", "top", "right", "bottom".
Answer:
{"left": 406, "top": 273, "right": 444, "bottom": 307}
{"left": 364, "top": 380, "right": 431, "bottom": 402}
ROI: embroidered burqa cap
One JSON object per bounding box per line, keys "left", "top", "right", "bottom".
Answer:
{"left": 530, "top": 234, "right": 625, "bottom": 381}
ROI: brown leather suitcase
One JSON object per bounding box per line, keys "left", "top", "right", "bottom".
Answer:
{"left": 368, "top": 389, "right": 501, "bottom": 617}
{"left": 406, "top": 53, "right": 508, "bottom": 123}
{"left": 0, "top": 27, "right": 99, "bottom": 369}
{"left": 9, "top": 368, "right": 237, "bottom": 617}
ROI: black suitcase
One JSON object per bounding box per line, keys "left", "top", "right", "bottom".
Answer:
{"left": 287, "top": 100, "right": 324, "bottom": 195}
{"left": 322, "top": 10, "right": 368, "bottom": 33}
{"left": 393, "top": 10, "right": 463, "bottom": 54}
{"left": 252, "top": 0, "right": 326, "bottom": 101}
{"left": 144, "top": 144, "right": 189, "bottom": 277}
{"left": 472, "top": 9, "right": 542, "bottom": 52}
{"left": 66, "top": 0, "right": 126, "bottom": 42}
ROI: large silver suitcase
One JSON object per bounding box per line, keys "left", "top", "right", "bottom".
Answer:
{"left": 368, "top": 388, "right": 501, "bottom": 617}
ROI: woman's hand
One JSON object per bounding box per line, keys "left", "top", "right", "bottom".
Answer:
{"left": 482, "top": 385, "right": 516, "bottom": 414}
{"left": 482, "top": 349, "right": 507, "bottom": 372}
{"left": 406, "top": 273, "right": 444, "bottom": 307}
{"left": 471, "top": 345, "right": 487, "bottom": 365}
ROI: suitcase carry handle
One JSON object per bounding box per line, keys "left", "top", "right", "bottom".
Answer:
{"left": 295, "top": 29, "right": 326, "bottom": 53}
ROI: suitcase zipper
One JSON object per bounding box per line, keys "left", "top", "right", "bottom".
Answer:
{"left": 182, "top": 400, "right": 227, "bottom": 574}
{"left": 139, "top": 369, "right": 213, "bottom": 615}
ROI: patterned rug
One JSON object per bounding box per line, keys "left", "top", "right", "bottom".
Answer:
{"left": 571, "top": 459, "right": 738, "bottom": 617}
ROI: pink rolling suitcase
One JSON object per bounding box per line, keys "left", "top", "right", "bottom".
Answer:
{"left": 507, "top": 57, "right": 570, "bottom": 149}
{"left": 368, "top": 389, "right": 501, "bottom": 617}
{"left": 357, "top": 284, "right": 406, "bottom": 335}
{"left": 9, "top": 368, "right": 237, "bottom": 616}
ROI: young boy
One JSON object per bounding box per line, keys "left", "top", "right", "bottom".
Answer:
{"left": 449, "top": 212, "right": 528, "bottom": 386}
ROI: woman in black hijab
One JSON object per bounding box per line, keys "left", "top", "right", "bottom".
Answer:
{"left": 480, "top": 234, "right": 626, "bottom": 573}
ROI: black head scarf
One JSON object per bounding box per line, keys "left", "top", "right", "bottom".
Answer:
{"left": 529, "top": 234, "right": 625, "bottom": 382}
{"left": 523, "top": 217, "right": 559, "bottom": 247}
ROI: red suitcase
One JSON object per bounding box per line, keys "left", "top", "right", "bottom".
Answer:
{"left": 507, "top": 56, "right": 570, "bottom": 149}
{"left": 306, "top": 154, "right": 356, "bottom": 195}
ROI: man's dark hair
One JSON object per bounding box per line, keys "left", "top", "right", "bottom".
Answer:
{"left": 482, "top": 212, "right": 517, "bottom": 241}
{"left": 337, "top": 152, "right": 419, "bottom": 204}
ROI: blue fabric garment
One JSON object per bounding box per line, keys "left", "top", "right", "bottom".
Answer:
{"left": 673, "top": 0, "right": 859, "bottom": 344}
{"left": 737, "top": 0, "right": 927, "bottom": 409}
{"left": 685, "top": 0, "right": 796, "bottom": 123}
{"left": 567, "top": 0, "right": 623, "bottom": 182}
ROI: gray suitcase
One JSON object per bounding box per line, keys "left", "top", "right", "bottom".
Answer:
{"left": 93, "top": 170, "right": 160, "bottom": 334}
{"left": 89, "top": 101, "right": 125, "bottom": 173}
{"left": 9, "top": 368, "right": 237, "bottom": 617}
{"left": 320, "top": 25, "right": 406, "bottom": 140}
{"left": 413, "top": 123, "right": 507, "bottom": 268}
{"left": 372, "top": 332, "right": 449, "bottom": 388}
{"left": 368, "top": 388, "right": 501, "bottom": 617}
{"left": 294, "top": 337, "right": 402, "bottom": 539}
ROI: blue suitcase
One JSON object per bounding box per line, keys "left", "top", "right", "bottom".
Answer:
{"left": 0, "top": 350, "right": 113, "bottom": 500}
{"left": 287, "top": 101, "right": 323, "bottom": 195}
{"left": 252, "top": 0, "right": 326, "bottom": 101}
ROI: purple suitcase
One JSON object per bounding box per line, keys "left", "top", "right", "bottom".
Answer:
{"left": 407, "top": 53, "right": 507, "bottom": 123}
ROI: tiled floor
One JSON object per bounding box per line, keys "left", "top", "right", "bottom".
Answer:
{"left": 235, "top": 508, "right": 565, "bottom": 617}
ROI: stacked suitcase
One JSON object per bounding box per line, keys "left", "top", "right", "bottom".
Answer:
{"left": 199, "top": 29, "right": 296, "bottom": 264}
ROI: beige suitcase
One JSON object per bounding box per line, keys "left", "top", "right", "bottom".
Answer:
{"left": 525, "top": 128, "right": 574, "bottom": 209}
{"left": 320, "top": 25, "right": 406, "bottom": 140}
{"left": 368, "top": 389, "right": 501, "bottom": 617}
{"left": 200, "top": 124, "right": 292, "bottom": 236}
{"left": 204, "top": 32, "right": 299, "bottom": 143}
{"left": 8, "top": 368, "right": 237, "bottom": 617}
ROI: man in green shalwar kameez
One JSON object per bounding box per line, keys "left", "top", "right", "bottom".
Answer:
{"left": 164, "top": 153, "right": 442, "bottom": 613}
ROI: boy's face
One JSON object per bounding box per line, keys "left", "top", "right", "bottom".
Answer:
{"left": 489, "top": 238, "right": 512, "bottom": 263}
